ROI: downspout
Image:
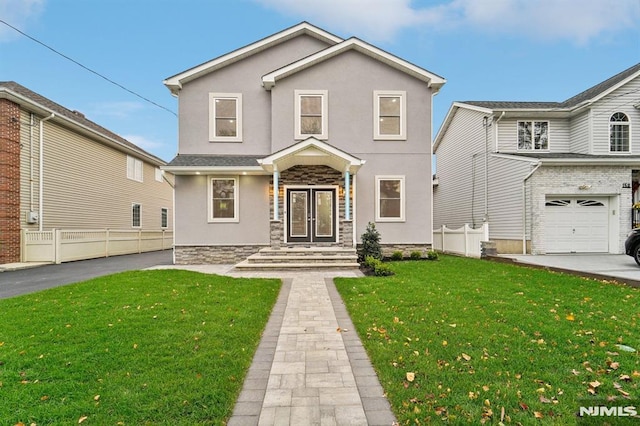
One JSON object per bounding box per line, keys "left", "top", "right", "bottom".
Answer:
{"left": 493, "top": 111, "right": 505, "bottom": 153}
{"left": 29, "top": 113, "right": 34, "bottom": 211}
{"left": 522, "top": 161, "right": 542, "bottom": 254}
{"left": 39, "top": 113, "right": 55, "bottom": 231}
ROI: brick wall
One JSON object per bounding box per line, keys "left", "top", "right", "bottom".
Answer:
{"left": 0, "top": 99, "right": 21, "bottom": 264}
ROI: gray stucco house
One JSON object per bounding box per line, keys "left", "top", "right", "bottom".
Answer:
{"left": 163, "top": 22, "right": 446, "bottom": 266}
{"left": 434, "top": 62, "right": 640, "bottom": 255}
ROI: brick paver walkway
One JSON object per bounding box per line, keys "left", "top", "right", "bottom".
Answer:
{"left": 227, "top": 273, "right": 396, "bottom": 426}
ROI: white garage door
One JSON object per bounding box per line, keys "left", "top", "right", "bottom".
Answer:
{"left": 544, "top": 197, "right": 609, "bottom": 253}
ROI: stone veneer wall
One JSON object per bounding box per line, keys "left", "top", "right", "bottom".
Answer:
{"left": 0, "top": 99, "right": 21, "bottom": 264}
{"left": 174, "top": 245, "right": 267, "bottom": 265}
{"left": 271, "top": 165, "right": 354, "bottom": 248}
{"left": 378, "top": 243, "right": 432, "bottom": 258}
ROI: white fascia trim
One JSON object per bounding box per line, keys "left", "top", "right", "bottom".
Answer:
{"left": 262, "top": 38, "right": 446, "bottom": 91}
{"left": 490, "top": 153, "right": 546, "bottom": 163}
{"left": 161, "top": 166, "right": 267, "bottom": 175}
{"left": 0, "top": 89, "right": 165, "bottom": 166}
{"left": 538, "top": 158, "right": 640, "bottom": 166}
{"left": 164, "top": 22, "right": 343, "bottom": 94}
{"left": 583, "top": 69, "right": 640, "bottom": 106}
{"left": 433, "top": 102, "right": 494, "bottom": 150}
{"left": 258, "top": 137, "right": 365, "bottom": 172}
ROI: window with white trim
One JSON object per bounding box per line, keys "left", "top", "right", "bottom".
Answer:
{"left": 127, "top": 156, "right": 143, "bottom": 182}
{"left": 295, "top": 90, "right": 328, "bottom": 140}
{"left": 374, "top": 91, "right": 406, "bottom": 140}
{"left": 161, "top": 208, "right": 168, "bottom": 228}
{"left": 155, "top": 167, "right": 163, "bottom": 182}
{"left": 132, "top": 203, "right": 141, "bottom": 228}
{"left": 209, "top": 93, "right": 242, "bottom": 142}
{"left": 375, "top": 176, "right": 405, "bottom": 222}
{"left": 610, "top": 112, "right": 630, "bottom": 152}
{"left": 209, "top": 177, "right": 239, "bottom": 222}
{"left": 517, "top": 121, "right": 549, "bottom": 150}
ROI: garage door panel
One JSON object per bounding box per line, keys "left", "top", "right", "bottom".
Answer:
{"left": 544, "top": 197, "right": 608, "bottom": 253}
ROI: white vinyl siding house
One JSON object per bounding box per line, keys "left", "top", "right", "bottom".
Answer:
{"left": 434, "top": 62, "right": 640, "bottom": 255}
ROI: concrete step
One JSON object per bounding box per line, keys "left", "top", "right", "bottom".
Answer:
{"left": 246, "top": 253, "right": 358, "bottom": 264}
{"left": 234, "top": 260, "right": 360, "bottom": 270}
{"left": 257, "top": 247, "right": 357, "bottom": 257}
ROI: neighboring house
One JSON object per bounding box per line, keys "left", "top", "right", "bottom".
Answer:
{"left": 162, "top": 22, "right": 445, "bottom": 266}
{"left": 0, "top": 81, "right": 174, "bottom": 264}
{"left": 433, "top": 62, "right": 640, "bottom": 255}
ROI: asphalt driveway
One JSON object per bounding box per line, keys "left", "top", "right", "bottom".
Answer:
{"left": 499, "top": 253, "right": 640, "bottom": 287}
{"left": 0, "top": 250, "right": 173, "bottom": 299}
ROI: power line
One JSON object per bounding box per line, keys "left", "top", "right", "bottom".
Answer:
{"left": 0, "top": 19, "right": 177, "bottom": 117}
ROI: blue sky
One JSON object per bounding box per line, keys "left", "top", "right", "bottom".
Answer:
{"left": 1, "top": 0, "right": 639, "bottom": 162}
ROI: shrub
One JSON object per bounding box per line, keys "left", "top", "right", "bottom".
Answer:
{"left": 410, "top": 251, "right": 422, "bottom": 260}
{"left": 391, "top": 251, "right": 403, "bottom": 261}
{"left": 362, "top": 255, "right": 395, "bottom": 276}
{"left": 359, "top": 222, "right": 382, "bottom": 261}
{"left": 426, "top": 250, "right": 439, "bottom": 260}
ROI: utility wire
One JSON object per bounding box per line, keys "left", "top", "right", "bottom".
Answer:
{"left": 0, "top": 19, "right": 177, "bottom": 117}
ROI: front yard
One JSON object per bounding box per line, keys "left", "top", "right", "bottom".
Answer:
{"left": 335, "top": 256, "right": 640, "bottom": 424}
{"left": 0, "top": 270, "right": 280, "bottom": 425}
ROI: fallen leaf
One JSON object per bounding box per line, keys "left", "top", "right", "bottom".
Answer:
{"left": 393, "top": 317, "right": 400, "bottom": 323}
{"left": 442, "top": 340, "right": 448, "bottom": 346}
{"left": 619, "top": 374, "right": 631, "bottom": 381}
{"left": 41, "top": 395, "right": 49, "bottom": 401}
{"left": 589, "top": 380, "right": 601, "bottom": 388}
{"left": 539, "top": 395, "right": 551, "bottom": 403}
{"left": 94, "top": 395, "right": 100, "bottom": 401}
{"left": 566, "top": 314, "right": 575, "bottom": 321}
{"left": 78, "top": 416, "right": 88, "bottom": 424}
{"left": 406, "top": 372, "right": 415, "bottom": 382}
{"left": 534, "top": 411, "right": 544, "bottom": 419}
{"left": 571, "top": 369, "right": 580, "bottom": 376}
{"left": 462, "top": 353, "right": 471, "bottom": 361}
{"left": 482, "top": 385, "right": 490, "bottom": 392}
{"left": 519, "top": 402, "right": 528, "bottom": 411}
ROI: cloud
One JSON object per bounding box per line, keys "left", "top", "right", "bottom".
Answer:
{"left": 0, "top": 0, "right": 45, "bottom": 42}
{"left": 254, "top": 0, "right": 640, "bottom": 44}
{"left": 120, "top": 134, "right": 166, "bottom": 152}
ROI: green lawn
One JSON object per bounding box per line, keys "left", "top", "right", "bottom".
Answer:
{"left": 0, "top": 270, "right": 280, "bottom": 425}
{"left": 335, "top": 256, "right": 640, "bottom": 424}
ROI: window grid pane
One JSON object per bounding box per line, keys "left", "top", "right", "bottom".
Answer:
{"left": 161, "top": 208, "right": 168, "bottom": 228}
{"left": 132, "top": 204, "right": 141, "bottom": 227}
{"left": 212, "top": 179, "right": 236, "bottom": 219}
{"left": 300, "top": 96, "right": 323, "bottom": 135}
{"left": 379, "top": 179, "right": 402, "bottom": 218}
{"left": 215, "top": 98, "right": 237, "bottom": 137}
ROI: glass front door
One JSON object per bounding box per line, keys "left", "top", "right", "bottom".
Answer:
{"left": 287, "top": 188, "right": 336, "bottom": 243}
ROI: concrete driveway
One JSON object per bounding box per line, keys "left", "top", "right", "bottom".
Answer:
{"left": 0, "top": 250, "right": 173, "bottom": 299}
{"left": 499, "top": 253, "right": 640, "bottom": 287}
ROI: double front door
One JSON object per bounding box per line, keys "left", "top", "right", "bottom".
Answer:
{"left": 287, "top": 188, "right": 336, "bottom": 243}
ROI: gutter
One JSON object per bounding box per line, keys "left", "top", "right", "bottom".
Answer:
{"left": 39, "top": 113, "right": 55, "bottom": 231}
{"left": 522, "top": 161, "right": 542, "bottom": 254}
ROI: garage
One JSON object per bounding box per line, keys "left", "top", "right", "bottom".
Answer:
{"left": 544, "top": 197, "right": 609, "bottom": 253}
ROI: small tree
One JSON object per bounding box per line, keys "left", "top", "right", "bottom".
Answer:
{"left": 360, "top": 222, "right": 382, "bottom": 261}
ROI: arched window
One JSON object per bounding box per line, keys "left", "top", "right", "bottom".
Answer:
{"left": 610, "top": 112, "right": 630, "bottom": 152}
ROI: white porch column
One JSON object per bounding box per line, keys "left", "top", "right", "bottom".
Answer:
{"left": 273, "top": 167, "right": 279, "bottom": 221}
{"left": 345, "top": 170, "right": 351, "bottom": 220}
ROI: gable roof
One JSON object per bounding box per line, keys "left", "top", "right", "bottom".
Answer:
{"left": 0, "top": 81, "right": 166, "bottom": 165}
{"left": 163, "top": 22, "right": 343, "bottom": 95}
{"left": 262, "top": 37, "right": 446, "bottom": 92}
{"left": 258, "top": 137, "right": 365, "bottom": 174}
{"left": 461, "top": 62, "right": 640, "bottom": 112}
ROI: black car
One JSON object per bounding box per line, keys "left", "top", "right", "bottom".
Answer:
{"left": 625, "top": 228, "right": 640, "bottom": 265}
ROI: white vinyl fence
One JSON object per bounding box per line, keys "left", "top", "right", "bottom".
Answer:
{"left": 21, "top": 229, "right": 173, "bottom": 264}
{"left": 432, "top": 223, "right": 489, "bottom": 258}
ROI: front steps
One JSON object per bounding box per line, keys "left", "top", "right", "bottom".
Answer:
{"left": 234, "top": 247, "right": 360, "bottom": 270}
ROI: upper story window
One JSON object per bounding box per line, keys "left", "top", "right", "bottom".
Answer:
{"left": 518, "top": 121, "right": 549, "bottom": 150}
{"left": 155, "top": 167, "right": 163, "bottom": 182}
{"left": 374, "top": 91, "right": 406, "bottom": 140}
{"left": 295, "top": 90, "right": 328, "bottom": 140}
{"left": 127, "top": 156, "right": 143, "bottom": 182}
{"left": 209, "top": 93, "right": 242, "bottom": 142}
{"left": 610, "top": 112, "right": 630, "bottom": 152}
{"left": 209, "top": 177, "right": 239, "bottom": 222}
